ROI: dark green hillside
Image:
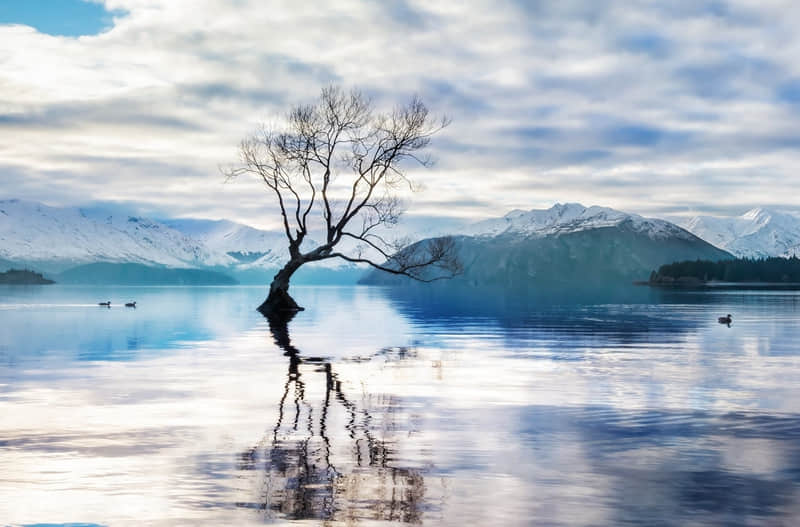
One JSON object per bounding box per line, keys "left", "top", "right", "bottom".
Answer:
{"left": 57, "top": 262, "right": 238, "bottom": 285}
{"left": 0, "top": 269, "right": 55, "bottom": 285}
{"left": 360, "top": 223, "right": 732, "bottom": 291}
{"left": 651, "top": 257, "right": 800, "bottom": 284}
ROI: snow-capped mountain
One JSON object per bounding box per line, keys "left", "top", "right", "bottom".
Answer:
{"left": 0, "top": 199, "right": 366, "bottom": 283}
{"left": 682, "top": 208, "right": 800, "bottom": 258}
{"left": 362, "top": 203, "right": 731, "bottom": 288}
{"left": 164, "top": 218, "right": 359, "bottom": 273}
{"left": 463, "top": 203, "right": 696, "bottom": 241}
{"left": 164, "top": 218, "right": 289, "bottom": 265}
{"left": 0, "top": 199, "right": 234, "bottom": 272}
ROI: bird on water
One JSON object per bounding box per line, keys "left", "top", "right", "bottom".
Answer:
{"left": 98, "top": 301, "right": 111, "bottom": 307}
{"left": 718, "top": 314, "right": 732, "bottom": 325}
{"left": 125, "top": 301, "right": 136, "bottom": 308}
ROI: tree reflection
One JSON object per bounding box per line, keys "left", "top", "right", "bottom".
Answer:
{"left": 237, "top": 312, "right": 426, "bottom": 523}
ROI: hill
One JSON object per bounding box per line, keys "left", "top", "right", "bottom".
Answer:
{"left": 56, "top": 263, "right": 237, "bottom": 285}
{"left": 361, "top": 204, "right": 732, "bottom": 291}
{"left": 0, "top": 269, "right": 55, "bottom": 285}
{"left": 650, "top": 257, "right": 800, "bottom": 286}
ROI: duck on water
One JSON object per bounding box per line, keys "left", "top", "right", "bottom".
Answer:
{"left": 718, "top": 314, "right": 732, "bottom": 325}
{"left": 98, "top": 301, "right": 136, "bottom": 308}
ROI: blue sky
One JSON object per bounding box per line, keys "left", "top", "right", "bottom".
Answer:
{"left": 0, "top": 0, "right": 119, "bottom": 36}
{"left": 1, "top": 0, "right": 800, "bottom": 228}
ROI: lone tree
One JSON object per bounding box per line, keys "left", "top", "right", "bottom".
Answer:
{"left": 224, "top": 87, "right": 461, "bottom": 316}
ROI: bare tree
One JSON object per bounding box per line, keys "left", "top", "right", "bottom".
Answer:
{"left": 224, "top": 86, "right": 461, "bottom": 315}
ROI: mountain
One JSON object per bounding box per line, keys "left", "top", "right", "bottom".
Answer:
{"left": 0, "top": 199, "right": 234, "bottom": 273}
{"left": 162, "top": 218, "right": 289, "bottom": 265}
{"left": 463, "top": 202, "right": 690, "bottom": 239}
{"left": 682, "top": 208, "right": 800, "bottom": 259}
{"left": 163, "top": 218, "right": 365, "bottom": 284}
{"left": 2, "top": 198, "right": 741, "bottom": 288}
{"left": 361, "top": 203, "right": 733, "bottom": 290}
{"left": 56, "top": 262, "right": 237, "bottom": 285}
{"left": 0, "top": 199, "right": 363, "bottom": 284}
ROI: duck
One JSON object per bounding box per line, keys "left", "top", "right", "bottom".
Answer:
{"left": 718, "top": 314, "right": 732, "bottom": 324}
{"left": 125, "top": 301, "right": 136, "bottom": 308}
{"left": 98, "top": 301, "right": 111, "bottom": 307}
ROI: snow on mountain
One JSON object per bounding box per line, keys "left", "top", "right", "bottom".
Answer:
{"left": 0, "top": 199, "right": 235, "bottom": 271}
{"left": 0, "top": 199, "right": 365, "bottom": 278}
{"left": 10, "top": 197, "right": 767, "bottom": 286}
{"left": 463, "top": 203, "right": 695, "bottom": 240}
{"left": 682, "top": 208, "right": 800, "bottom": 258}
{"left": 164, "top": 218, "right": 361, "bottom": 271}
{"left": 164, "top": 218, "right": 289, "bottom": 266}
{"left": 362, "top": 203, "right": 732, "bottom": 288}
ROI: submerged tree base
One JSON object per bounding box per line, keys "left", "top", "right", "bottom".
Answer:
{"left": 256, "top": 287, "right": 305, "bottom": 317}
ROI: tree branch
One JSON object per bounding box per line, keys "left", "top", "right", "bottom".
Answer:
{"left": 224, "top": 85, "right": 456, "bottom": 289}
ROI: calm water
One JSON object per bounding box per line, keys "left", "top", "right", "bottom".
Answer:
{"left": 2, "top": 285, "right": 800, "bottom": 526}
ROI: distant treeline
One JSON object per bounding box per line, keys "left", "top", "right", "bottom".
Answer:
{"left": 0, "top": 269, "right": 54, "bottom": 285}
{"left": 651, "top": 256, "right": 800, "bottom": 283}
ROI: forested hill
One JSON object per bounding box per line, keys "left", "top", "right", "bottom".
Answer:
{"left": 651, "top": 257, "right": 800, "bottom": 283}
{"left": 0, "top": 269, "right": 55, "bottom": 285}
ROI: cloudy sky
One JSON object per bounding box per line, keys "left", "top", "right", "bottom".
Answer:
{"left": 2, "top": 0, "right": 800, "bottom": 229}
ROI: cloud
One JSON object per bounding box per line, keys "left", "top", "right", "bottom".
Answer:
{"left": 0, "top": 97, "right": 203, "bottom": 131}
{"left": 1, "top": 0, "right": 800, "bottom": 228}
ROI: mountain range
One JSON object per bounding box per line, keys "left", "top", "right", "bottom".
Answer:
{"left": 682, "top": 208, "right": 800, "bottom": 259}
{"left": 2, "top": 198, "right": 799, "bottom": 286}
{"left": 0, "top": 199, "right": 230, "bottom": 272}
{"left": 0, "top": 199, "right": 358, "bottom": 284}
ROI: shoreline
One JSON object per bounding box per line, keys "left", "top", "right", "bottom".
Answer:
{"left": 638, "top": 280, "right": 800, "bottom": 291}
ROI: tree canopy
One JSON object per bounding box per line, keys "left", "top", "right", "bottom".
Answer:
{"left": 224, "top": 86, "right": 460, "bottom": 314}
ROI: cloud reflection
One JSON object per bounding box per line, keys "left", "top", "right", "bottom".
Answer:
{"left": 2, "top": 287, "right": 800, "bottom": 524}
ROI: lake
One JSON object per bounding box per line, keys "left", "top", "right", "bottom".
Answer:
{"left": 2, "top": 284, "right": 800, "bottom": 526}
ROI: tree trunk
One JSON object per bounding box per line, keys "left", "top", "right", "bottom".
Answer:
{"left": 257, "top": 258, "right": 305, "bottom": 316}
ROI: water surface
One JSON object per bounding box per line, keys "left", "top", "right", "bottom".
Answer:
{"left": 2, "top": 285, "right": 800, "bottom": 526}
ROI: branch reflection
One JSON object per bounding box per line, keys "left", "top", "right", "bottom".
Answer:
{"left": 238, "top": 312, "right": 426, "bottom": 523}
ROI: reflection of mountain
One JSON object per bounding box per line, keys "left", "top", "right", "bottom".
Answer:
{"left": 237, "top": 314, "right": 427, "bottom": 523}
{"left": 380, "top": 286, "right": 713, "bottom": 352}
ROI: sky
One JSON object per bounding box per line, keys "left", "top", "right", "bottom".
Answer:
{"left": 2, "top": 0, "right": 800, "bottom": 230}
